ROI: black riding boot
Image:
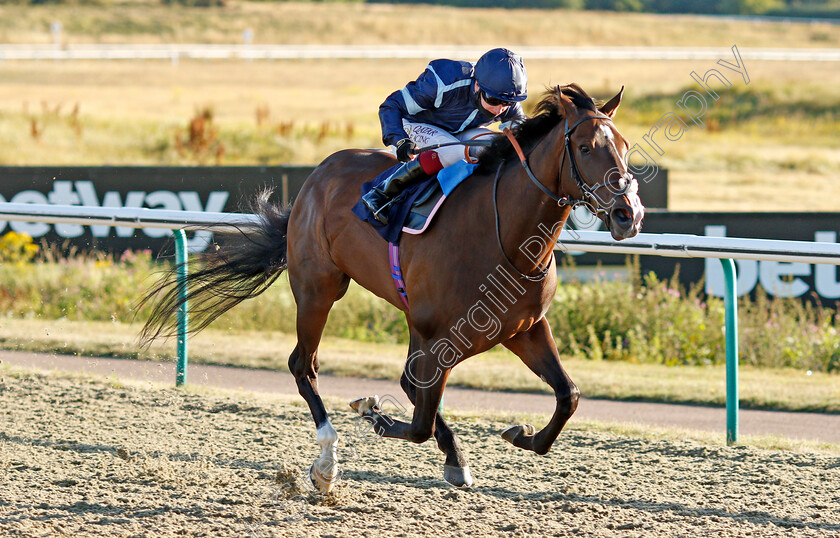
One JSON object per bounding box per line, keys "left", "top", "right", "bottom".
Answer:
{"left": 361, "top": 159, "right": 429, "bottom": 224}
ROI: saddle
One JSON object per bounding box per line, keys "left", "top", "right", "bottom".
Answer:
{"left": 402, "top": 181, "right": 444, "bottom": 234}
{"left": 351, "top": 160, "right": 477, "bottom": 244}
{"left": 351, "top": 159, "right": 478, "bottom": 310}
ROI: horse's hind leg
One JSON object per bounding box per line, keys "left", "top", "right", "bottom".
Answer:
{"left": 288, "top": 266, "right": 350, "bottom": 493}
{"left": 501, "top": 317, "right": 580, "bottom": 455}
{"left": 399, "top": 333, "right": 473, "bottom": 488}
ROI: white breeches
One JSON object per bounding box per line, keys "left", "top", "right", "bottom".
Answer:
{"left": 400, "top": 120, "right": 496, "bottom": 168}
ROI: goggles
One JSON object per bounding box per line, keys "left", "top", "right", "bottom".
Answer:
{"left": 481, "top": 90, "right": 515, "bottom": 108}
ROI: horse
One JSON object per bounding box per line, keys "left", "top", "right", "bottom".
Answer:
{"left": 139, "top": 84, "right": 645, "bottom": 493}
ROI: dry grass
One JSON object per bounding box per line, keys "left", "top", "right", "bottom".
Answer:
{"left": 1, "top": 59, "right": 838, "bottom": 209}
{"left": 2, "top": 2, "right": 840, "bottom": 48}
{"left": 0, "top": 4, "right": 838, "bottom": 209}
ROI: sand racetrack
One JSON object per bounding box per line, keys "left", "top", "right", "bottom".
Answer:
{"left": 1, "top": 370, "right": 838, "bottom": 537}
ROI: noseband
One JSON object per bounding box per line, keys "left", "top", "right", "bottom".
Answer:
{"left": 495, "top": 113, "right": 638, "bottom": 281}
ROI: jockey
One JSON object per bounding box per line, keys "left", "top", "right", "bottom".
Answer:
{"left": 362, "top": 47, "right": 529, "bottom": 224}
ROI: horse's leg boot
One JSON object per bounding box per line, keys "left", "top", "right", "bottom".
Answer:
{"left": 361, "top": 159, "right": 429, "bottom": 224}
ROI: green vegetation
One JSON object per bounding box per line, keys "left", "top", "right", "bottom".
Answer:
{"left": 376, "top": 0, "right": 795, "bottom": 16}
{"left": 379, "top": 0, "right": 840, "bottom": 18}
{"left": 2, "top": 243, "right": 839, "bottom": 375}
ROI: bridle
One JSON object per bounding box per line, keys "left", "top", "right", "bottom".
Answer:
{"left": 494, "top": 113, "right": 638, "bottom": 281}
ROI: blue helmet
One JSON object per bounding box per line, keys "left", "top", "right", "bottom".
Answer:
{"left": 474, "top": 48, "right": 528, "bottom": 103}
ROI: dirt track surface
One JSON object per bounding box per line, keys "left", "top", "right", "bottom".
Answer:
{"left": 3, "top": 350, "right": 840, "bottom": 444}
{"left": 2, "top": 368, "right": 840, "bottom": 537}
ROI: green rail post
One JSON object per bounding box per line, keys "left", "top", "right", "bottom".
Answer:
{"left": 174, "top": 229, "right": 189, "bottom": 387}
{"left": 721, "top": 258, "right": 739, "bottom": 445}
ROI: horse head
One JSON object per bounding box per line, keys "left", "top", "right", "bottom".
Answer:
{"left": 554, "top": 85, "right": 645, "bottom": 240}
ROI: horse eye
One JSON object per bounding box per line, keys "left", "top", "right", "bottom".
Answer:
{"left": 580, "top": 145, "right": 590, "bottom": 155}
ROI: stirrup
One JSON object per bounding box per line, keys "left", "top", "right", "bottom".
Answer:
{"left": 372, "top": 199, "right": 396, "bottom": 224}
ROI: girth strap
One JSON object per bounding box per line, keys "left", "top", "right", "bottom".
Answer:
{"left": 388, "top": 242, "right": 410, "bottom": 310}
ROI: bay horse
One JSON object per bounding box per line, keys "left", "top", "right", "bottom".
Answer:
{"left": 139, "top": 84, "right": 644, "bottom": 493}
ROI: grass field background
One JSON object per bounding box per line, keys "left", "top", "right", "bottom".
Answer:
{"left": 1, "top": 2, "right": 839, "bottom": 415}
{"left": 3, "top": 3, "right": 840, "bottom": 48}
{"left": 0, "top": 2, "right": 838, "bottom": 210}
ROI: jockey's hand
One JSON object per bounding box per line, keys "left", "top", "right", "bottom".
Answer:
{"left": 395, "top": 138, "right": 417, "bottom": 162}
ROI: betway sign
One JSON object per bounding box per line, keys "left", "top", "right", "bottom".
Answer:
{"left": 566, "top": 211, "right": 840, "bottom": 305}
{"left": 4, "top": 180, "right": 228, "bottom": 252}
{"left": 0, "top": 166, "right": 310, "bottom": 253}
{"left": 566, "top": 208, "right": 840, "bottom": 301}
{"left": 702, "top": 226, "right": 840, "bottom": 300}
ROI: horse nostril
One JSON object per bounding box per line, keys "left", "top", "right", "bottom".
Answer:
{"left": 611, "top": 207, "right": 633, "bottom": 226}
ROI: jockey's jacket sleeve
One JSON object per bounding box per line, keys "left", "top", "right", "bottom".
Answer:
{"left": 379, "top": 67, "right": 441, "bottom": 147}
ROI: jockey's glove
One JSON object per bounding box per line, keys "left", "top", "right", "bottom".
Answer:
{"left": 395, "top": 138, "right": 417, "bottom": 162}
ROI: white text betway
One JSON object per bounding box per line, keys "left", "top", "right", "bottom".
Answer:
{"left": 0, "top": 180, "right": 229, "bottom": 252}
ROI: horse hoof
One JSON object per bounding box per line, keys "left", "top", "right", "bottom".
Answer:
{"left": 309, "top": 463, "right": 337, "bottom": 494}
{"left": 443, "top": 465, "right": 474, "bottom": 488}
{"left": 349, "top": 395, "right": 380, "bottom": 415}
{"left": 501, "top": 424, "right": 536, "bottom": 445}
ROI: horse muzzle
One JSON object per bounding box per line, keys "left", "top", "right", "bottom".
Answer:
{"left": 606, "top": 195, "right": 644, "bottom": 240}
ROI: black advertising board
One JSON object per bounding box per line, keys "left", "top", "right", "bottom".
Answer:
{"left": 0, "top": 166, "right": 310, "bottom": 254}
{"left": 1, "top": 166, "right": 835, "bottom": 303}
{"left": 0, "top": 165, "right": 667, "bottom": 255}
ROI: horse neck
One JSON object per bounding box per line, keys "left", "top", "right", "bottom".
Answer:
{"left": 495, "top": 122, "right": 571, "bottom": 276}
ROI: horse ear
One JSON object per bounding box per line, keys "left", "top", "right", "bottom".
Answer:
{"left": 557, "top": 88, "right": 576, "bottom": 116}
{"left": 599, "top": 86, "right": 624, "bottom": 118}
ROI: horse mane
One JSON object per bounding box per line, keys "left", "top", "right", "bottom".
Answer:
{"left": 475, "top": 83, "right": 600, "bottom": 174}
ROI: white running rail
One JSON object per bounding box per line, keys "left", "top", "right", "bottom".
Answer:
{"left": 1, "top": 44, "right": 839, "bottom": 62}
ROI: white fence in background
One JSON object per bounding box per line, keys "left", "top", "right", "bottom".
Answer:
{"left": 1, "top": 45, "right": 839, "bottom": 62}
{"left": 7, "top": 201, "right": 840, "bottom": 264}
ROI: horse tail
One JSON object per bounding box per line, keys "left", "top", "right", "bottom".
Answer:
{"left": 138, "top": 189, "right": 292, "bottom": 346}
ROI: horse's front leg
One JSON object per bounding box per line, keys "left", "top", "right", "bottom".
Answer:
{"left": 350, "top": 348, "right": 446, "bottom": 445}
{"left": 501, "top": 317, "right": 580, "bottom": 455}
{"left": 399, "top": 335, "right": 473, "bottom": 487}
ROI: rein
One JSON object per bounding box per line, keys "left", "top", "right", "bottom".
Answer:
{"left": 502, "top": 127, "right": 571, "bottom": 207}
{"left": 495, "top": 113, "right": 636, "bottom": 281}
{"left": 493, "top": 161, "right": 552, "bottom": 282}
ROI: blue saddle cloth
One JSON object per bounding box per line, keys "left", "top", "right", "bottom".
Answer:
{"left": 351, "top": 160, "right": 477, "bottom": 244}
